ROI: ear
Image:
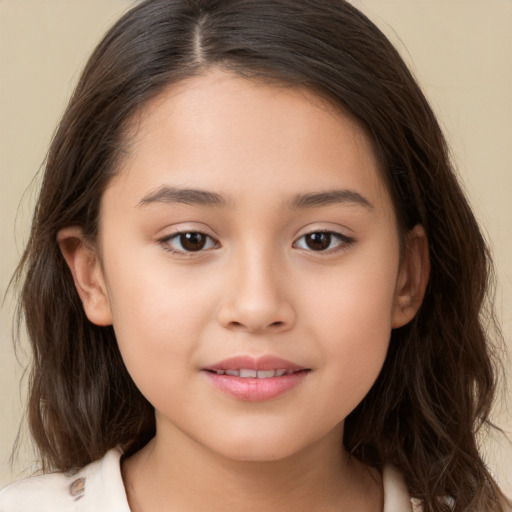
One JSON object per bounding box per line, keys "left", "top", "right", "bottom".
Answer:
{"left": 57, "top": 227, "right": 113, "bottom": 326}
{"left": 392, "top": 224, "right": 430, "bottom": 328}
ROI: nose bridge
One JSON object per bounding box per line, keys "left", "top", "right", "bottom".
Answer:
{"left": 217, "top": 239, "right": 295, "bottom": 333}
{"left": 239, "top": 245, "right": 280, "bottom": 302}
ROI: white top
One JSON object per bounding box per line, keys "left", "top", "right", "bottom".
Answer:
{"left": 0, "top": 447, "right": 421, "bottom": 511}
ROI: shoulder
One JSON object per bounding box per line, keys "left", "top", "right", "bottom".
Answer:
{"left": 382, "top": 465, "right": 423, "bottom": 512}
{"left": 0, "top": 447, "right": 130, "bottom": 512}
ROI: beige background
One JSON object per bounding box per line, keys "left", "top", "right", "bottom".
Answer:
{"left": 1, "top": 0, "right": 511, "bottom": 493}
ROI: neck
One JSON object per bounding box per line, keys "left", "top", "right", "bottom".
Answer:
{"left": 122, "top": 426, "right": 382, "bottom": 512}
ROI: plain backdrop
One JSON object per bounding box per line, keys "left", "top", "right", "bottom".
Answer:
{"left": 1, "top": 0, "right": 511, "bottom": 493}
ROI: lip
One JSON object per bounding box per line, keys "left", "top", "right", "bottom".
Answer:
{"left": 202, "top": 355, "right": 310, "bottom": 402}
{"left": 204, "top": 355, "right": 306, "bottom": 372}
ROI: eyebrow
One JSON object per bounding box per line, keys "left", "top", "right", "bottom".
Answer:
{"left": 288, "top": 189, "right": 374, "bottom": 210}
{"left": 137, "top": 185, "right": 373, "bottom": 211}
{"left": 138, "top": 186, "right": 229, "bottom": 208}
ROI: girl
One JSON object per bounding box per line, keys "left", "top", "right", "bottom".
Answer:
{"left": 1, "top": 0, "right": 509, "bottom": 510}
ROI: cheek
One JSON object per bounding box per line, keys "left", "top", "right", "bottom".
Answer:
{"left": 105, "top": 243, "right": 214, "bottom": 336}
{"left": 101, "top": 255, "right": 215, "bottom": 394}
{"left": 304, "top": 247, "right": 398, "bottom": 337}
{"left": 301, "top": 250, "right": 398, "bottom": 411}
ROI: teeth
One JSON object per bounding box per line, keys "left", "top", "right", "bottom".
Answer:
{"left": 239, "top": 369, "right": 258, "bottom": 378}
{"left": 257, "top": 370, "right": 276, "bottom": 379}
{"left": 212, "top": 368, "right": 296, "bottom": 378}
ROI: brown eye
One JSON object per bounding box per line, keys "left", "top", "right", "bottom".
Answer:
{"left": 163, "top": 232, "right": 217, "bottom": 253}
{"left": 295, "top": 231, "right": 353, "bottom": 252}
{"left": 304, "top": 232, "right": 332, "bottom": 251}
{"left": 180, "top": 232, "right": 207, "bottom": 251}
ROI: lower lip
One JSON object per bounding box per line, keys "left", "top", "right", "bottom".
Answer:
{"left": 203, "top": 371, "right": 309, "bottom": 402}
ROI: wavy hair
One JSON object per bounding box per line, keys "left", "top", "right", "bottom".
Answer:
{"left": 14, "top": 1, "right": 508, "bottom": 510}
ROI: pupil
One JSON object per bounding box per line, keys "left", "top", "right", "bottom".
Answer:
{"left": 306, "top": 233, "right": 331, "bottom": 251}
{"left": 181, "top": 232, "right": 206, "bottom": 251}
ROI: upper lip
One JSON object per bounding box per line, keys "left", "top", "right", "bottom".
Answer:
{"left": 204, "top": 355, "right": 307, "bottom": 372}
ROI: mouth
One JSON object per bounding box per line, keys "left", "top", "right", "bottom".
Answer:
{"left": 202, "top": 355, "right": 310, "bottom": 401}
{"left": 206, "top": 368, "right": 305, "bottom": 378}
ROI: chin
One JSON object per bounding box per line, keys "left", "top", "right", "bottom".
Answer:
{"left": 218, "top": 443, "right": 302, "bottom": 463}
{"left": 203, "top": 427, "right": 321, "bottom": 463}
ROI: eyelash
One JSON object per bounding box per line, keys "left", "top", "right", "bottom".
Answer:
{"left": 293, "top": 231, "right": 355, "bottom": 254}
{"left": 158, "top": 231, "right": 219, "bottom": 256}
{"left": 158, "top": 230, "right": 355, "bottom": 256}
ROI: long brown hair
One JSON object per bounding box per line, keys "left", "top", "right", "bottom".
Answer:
{"left": 14, "top": 1, "right": 508, "bottom": 510}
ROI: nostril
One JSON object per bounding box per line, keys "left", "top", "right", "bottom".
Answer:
{"left": 217, "top": 295, "right": 296, "bottom": 333}
{"left": 227, "top": 320, "right": 285, "bottom": 331}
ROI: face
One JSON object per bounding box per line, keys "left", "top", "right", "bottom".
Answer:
{"left": 61, "top": 69, "right": 427, "bottom": 462}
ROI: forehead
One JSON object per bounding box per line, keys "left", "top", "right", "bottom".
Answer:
{"left": 107, "top": 68, "right": 391, "bottom": 213}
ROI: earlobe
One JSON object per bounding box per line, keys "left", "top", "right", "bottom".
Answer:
{"left": 57, "top": 227, "right": 113, "bottom": 326}
{"left": 392, "top": 224, "right": 430, "bottom": 328}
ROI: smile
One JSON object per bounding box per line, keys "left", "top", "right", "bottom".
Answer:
{"left": 210, "top": 369, "right": 295, "bottom": 378}
{"left": 203, "top": 355, "right": 310, "bottom": 401}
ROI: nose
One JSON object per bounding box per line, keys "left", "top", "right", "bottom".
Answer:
{"left": 216, "top": 253, "right": 296, "bottom": 334}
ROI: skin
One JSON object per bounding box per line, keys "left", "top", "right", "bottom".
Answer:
{"left": 59, "top": 69, "right": 429, "bottom": 512}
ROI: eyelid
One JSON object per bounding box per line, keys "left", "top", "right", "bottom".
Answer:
{"left": 158, "top": 230, "right": 220, "bottom": 256}
{"left": 156, "top": 226, "right": 355, "bottom": 257}
{"left": 293, "top": 229, "right": 355, "bottom": 253}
